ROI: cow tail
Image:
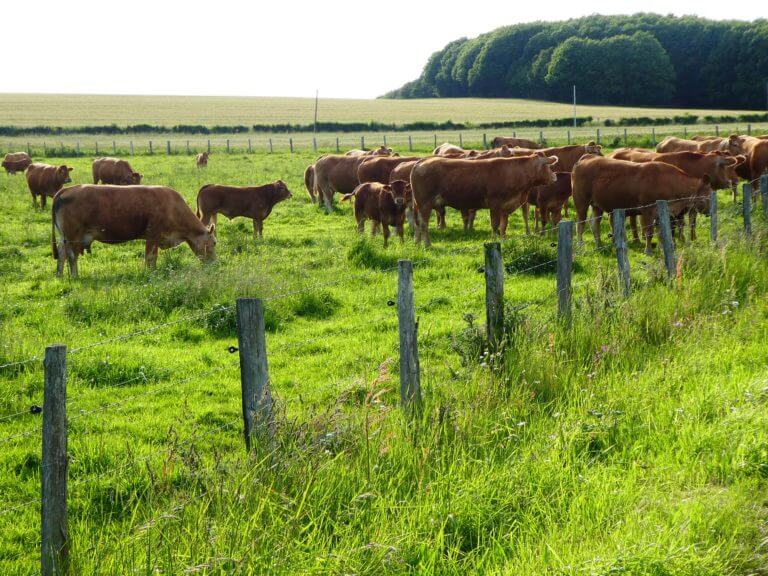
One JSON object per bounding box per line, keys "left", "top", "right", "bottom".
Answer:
{"left": 51, "top": 208, "right": 59, "bottom": 260}
{"left": 340, "top": 192, "right": 356, "bottom": 202}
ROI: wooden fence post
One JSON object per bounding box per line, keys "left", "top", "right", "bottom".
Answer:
{"left": 312, "top": 137, "right": 317, "bottom": 152}
{"left": 761, "top": 174, "right": 768, "bottom": 220}
{"left": 207, "top": 139, "right": 211, "bottom": 153}
{"left": 433, "top": 134, "right": 437, "bottom": 149}
{"left": 651, "top": 127, "right": 656, "bottom": 146}
{"left": 112, "top": 141, "right": 116, "bottom": 154}
{"left": 186, "top": 140, "right": 190, "bottom": 155}
{"left": 710, "top": 191, "right": 718, "bottom": 242}
{"left": 744, "top": 183, "right": 752, "bottom": 236}
{"left": 335, "top": 137, "right": 340, "bottom": 153}
{"left": 408, "top": 135, "right": 413, "bottom": 152}
{"left": 42, "top": 344, "right": 68, "bottom": 576}
{"left": 556, "top": 221, "right": 574, "bottom": 320}
{"left": 539, "top": 130, "right": 544, "bottom": 146}
{"left": 596, "top": 128, "right": 601, "bottom": 145}
{"left": 624, "top": 128, "right": 627, "bottom": 146}
{"left": 383, "top": 134, "right": 387, "bottom": 147}
{"left": 148, "top": 140, "right": 153, "bottom": 155}
{"left": 483, "top": 133, "right": 488, "bottom": 150}
{"left": 236, "top": 298, "right": 273, "bottom": 451}
{"left": 27, "top": 142, "right": 31, "bottom": 156}
{"left": 289, "top": 138, "right": 294, "bottom": 153}
{"left": 683, "top": 126, "right": 688, "bottom": 137}
{"left": 361, "top": 136, "right": 365, "bottom": 150}
{"left": 484, "top": 242, "right": 504, "bottom": 349}
{"left": 656, "top": 200, "right": 676, "bottom": 278}
{"left": 248, "top": 139, "right": 252, "bottom": 154}
{"left": 226, "top": 139, "right": 230, "bottom": 154}
{"left": 166, "top": 140, "right": 171, "bottom": 155}
{"left": 612, "top": 209, "right": 631, "bottom": 297}
{"left": 748, "top": 124, "right": 752, "bottom": 135}
{"left": 716, "top": 125, "right": 720, "bottom": 137}
{"left": 269, "top": 138, "right": 273, "bottom": 153}
{"left": 459, "top": 133, "right": 463, "bottom": 147}
{"left": 397, "top": 260, "right": 421, "bottom": 409}
{"left": 567, "top": 130, "right": 571, "bottom": 145}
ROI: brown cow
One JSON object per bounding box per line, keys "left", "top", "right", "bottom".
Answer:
{"left": 492, "top": 136, "right": 541, "bottom": 149}
{"left": 92, "top": 157, "right": 142, "bottom": 185}
{"left": 196, "top": 180, "right": 291, "bottom": 241}
{"left": 656, "top": 135, "right": 744, "bottom": 156}
{"left": 345, "top": 146, "right": 393, "bottom": 157}
{"left": 410, "top": 154, "right": 558, "bottom": 246}
{"left": 313, "top": 154, "right": 371, "bottom": 212}
{"left": 390, "top": 160, "right": 428, "bottom": 231}
{"left": 52, "top": 185, "right": 216, "bottom": 277}
{"left": 341, "top": 180, "right": 410, "bottom": 246}
{"left": 433, "top": 143, "right": 466, "bottom": 157}
{"left": 527, "top": 173, "right": 572, "bottom": 234}
{"left": 509, "top": 142, "right": 602, "bottom": 172}
{"left": 304, "top": 164, "right": 316, "bottom": 203}
{"left": 572, "top": 155, "right": 713, "bottom": 254}
{"left": 735, "top": 136, "right": 768, "bottom": 192}
{"left": 196, "top": 152, "right": 209, "bottom": 168}
{"left": 26, "top": 163, "right": 74, "bottom": 208}
{"left": 2, "top": 152, "right": 32, "bottom": 174}
{"left": 358, "top": 155, "right": 421, "bottom": 184}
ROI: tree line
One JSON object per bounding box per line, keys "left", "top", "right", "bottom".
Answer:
{"left": 383, "top": 14, "right": 768, "bottom": 109}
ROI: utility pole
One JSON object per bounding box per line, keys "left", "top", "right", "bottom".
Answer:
{"left": 573, "top": 85, "right": 577, "bottom": 128}
{"left": 313, "top": 89, "right": 319, "bottom": 134}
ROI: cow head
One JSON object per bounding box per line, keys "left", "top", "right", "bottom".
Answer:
{"left": 584, "top": 141, "right": 603, "bottom": 156}
{"left": 274, "top": 179, "right": 292, "bottom": 201}
{"left": 534, "top": 153, "right": 559, "bottom": 184}
{"left": 130, "top": 172, "right": 142, "bottom": 185}
{"left": 389, "top": 180, "right": 410, "bottom": 208}
{"left": 709, "top": 153, "right": 742, "bottom": 190}
{"left": 57, "top": 165, "right": 74, "bottom": 185}
{"left": 721, "top": 135, "right": 745, "bottom": 156}
{"left": 373, "top": 146, "right": 393, "bottom": 157}
{"left": 191, "top": 223, "right": 217, "bottom": 262}
{"left": 497, "top": 145, "right": 512, "bottom": 157}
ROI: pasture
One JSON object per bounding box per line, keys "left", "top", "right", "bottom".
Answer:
{"left": 2, "top": 151, "right": 768, "bottom": 574}
{"left": 0, "top": 93, "right": 764, "bottom": 127}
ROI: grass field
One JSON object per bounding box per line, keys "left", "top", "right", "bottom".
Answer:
{"left": 0, "top": 93, "right": 764, "bottom": 127}
{"left": 2, "top": 152, "right": 768, "bottom": 574}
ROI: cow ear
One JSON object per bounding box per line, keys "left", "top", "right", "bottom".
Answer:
{"left": 208, "top": 223, "right": 216, "bottom": 235}
{"left": 736, "top": 155, "right": 747, "bottom": 165}
{"left": 68, "top": 167, "right": 74, "bottom": 172}
{"left": 546, "top": 156, "right": 559, "bottom": 166}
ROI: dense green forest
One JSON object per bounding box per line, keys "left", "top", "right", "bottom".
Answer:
{"left": 384, "top": 14, "right": 768, "bottom": 108}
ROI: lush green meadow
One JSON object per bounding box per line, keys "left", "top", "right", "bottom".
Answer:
{"left": 0, "top": 93, "right": 764, "bottom": 127}
{"left": 2, "top": 151, "right": 768, "bottom": 574}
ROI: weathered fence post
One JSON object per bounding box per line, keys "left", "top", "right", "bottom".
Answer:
{"left": 226, "top": 139, "right": 230, "bottom": 154}
{"left": 513, "top": 131, "right": 516, "bottom": 138}
{"left": 716, "top": 125, "right": 720, "bottom": 137}
{"left": 433, "top": 134, "right": 437, "bottom": 149}
{"left": 596, "top": 128, "right": 601, "bottom": 145}
{"left": 484, "top": 242, "right": 505, "bottom": 349}
{"left": 248, "top": 139, "right": 252, "bottom": 154}
{"left": 269, "top": 138, "right": 273, "bottom": 154}
{"left": 166, "top": 140, "right": 171, "bottom": 155}
{"left": 361, "top": 136, "right": 365, "bottom": 150}
{"left": 289, "top": 138, "right": 294, "bottom": 153}
{"left": 236, "top": 298, "right": 273, "bottom": 451}
{"left": 148, "top": 140, "right": 153, "bottom": 155}
{"left": 651, "top": 127, "right": 656, "bottom": 146}
{"left": 744, "top": 183, "right": 753, "bottom": 236}
{"left": 483, "top": 133, "right": 488, "bottom": 149}
{"left": 710, "top": 191, "right": 718, "bottom": 242}
{"left": 186, "top": 140, "right": 190, "bottom": 155}
{"left": 459, "top": 133, "right": 463, "bottom": 147}
{"left": 539, "top": 130, "right": 544, "bottom": 146}
{"left": 557, "top": 221, "right": 574, "bottom": 320}
{"left": 207, "top": 139, "right": 211, "bottom": 154}
{"left": 383, "top": 135, "right": 387, "bottom": 148}
{"left": 397, "top": 260, "right": 421, "bottom": 409}
{"left": 612, "top": 209, "right": 631, "bottom": 297}
{"left": 748, "top": 124, "right": 752, "bottom": 135}
{"left": 567, "top": 130, "right": 571, "bottom": 145}
{"left": 112, "top": 141, "right": 116, "bottom": 154}
{"left": 335, "top": 137, "right": 340, "bottom": 153}
{"left": 312, "top": 137, "right": 317, "bottom": 152}
{"left": 76, "top": 141, "right": 80, "bottom": 156}
{"left": 656, "top": 200, "right": 676, "bottom": 278}
{"left": 130, "top": 141, "right": 134, "bottom": 155}
{"left": 623, "top": 128, "right": 628, "bottom": 146}
{"left": 408, "top": 135, "right": 413, "bottom": 152}
{"left": 41, "top": 344, "right": 68, "bottom": 576}
{"left": 761, "top": 175, "right": 768, "bottom": 220}
{"left": 683, "top": 126, "right": 688, "bottom": 137}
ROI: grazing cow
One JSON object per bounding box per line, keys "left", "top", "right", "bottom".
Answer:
{"left": 572, "top": 155, "right": 713, "bottom": 254}
{"left": 92, "top": 157, "right": 142, "bottom": 185}
{"left": 433, "top": 143, "right": 467, "bottom": 157}
{"left": 608, "top": 149, "right": 743, "bottom": 239}
{"left": 2, "top": 152, "right": 32, "bottom": 174}
{"left": 304, "top": 164, "right": 316, "bottom": 203}
{"left": 196, "top": 152, "right": 209, "bottom": 168}
{"left": 410, "top": 153, "right": 559, "bottom": 246}
{"left": 508, "top": 142, "right": 602, "bottom": 172}
{"left": 341, "top": 180, "right": 410, "bottom": 246}
{"left": 492, "top": 136, "right": 541, "bottom": 149}
{"left": 345, "top": 146, "right": 393, "bottom": 157}
{"left": 196, "top": 180, "right": 292, "bottom": 241}
{"left": 656, "top": 135, "right": 744, "bottom": 156}
{"left": 26, "top": 163, "right": 74, "bottom": 208}
{"left": 389, "top": 160, "right": 428, "bottom": 230}
{"left": 735, "top": 136, "right": 768, "bottom": 192}
{"left": 52, "top": 185, "right": 216, "bottom": 277}
{"left": 313, "top": 154, "right": 371, "bottom": 212}
{"left": 527, "top": 173, "right": 572, "bottom": 234}
{"left": 358, "top": 155, "right": 421, "bottom": 185}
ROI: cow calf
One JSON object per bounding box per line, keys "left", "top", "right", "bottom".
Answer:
{"left": 342, "top": 180, "right": 411, "bottom": 247}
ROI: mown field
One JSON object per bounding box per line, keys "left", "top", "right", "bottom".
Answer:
{"left": 0, "top": 93, "right": 764, "bottom": 126}
{"left": 2, "top": 151, "right": 768, "bottom": 575}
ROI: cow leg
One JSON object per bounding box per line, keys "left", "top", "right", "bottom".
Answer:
{"left": 382, "top": 224, "right": 390, "bottom": 248}
{"left": 576, "top": 206, "right": 589, "bottom": 245}
{"left": 356, "top": 214, "right": 365, "bottom": 234}
{"left": 629, "top": 215, "right": 640, "bottom": 243}
{"left": 371, "top": 221, "right": 380, "bottom": 236}
{"left": 436, "top": 206, "right": 446, "bottom": 229}
{"left": 461, "top": 210, "right": 472, "bottom": 232}
{"left": 500, "top": 210, "right": 510, "bottom": 238}
{"left": 468, "top": 210, "right": 477, "bottom": 230}
{"left": 564, "top": 202, "right": 570, "bottom": 218}
{"left": 732, "top": 182, "right": 738, "bottom": 203}
{"left": 417, "top": 204, "right": 433, "bottom": 247}
{"left": 405, "top": 207, "right": 416, "bottom": 236}
{"left": 521, "top": 202, "right": 530, "bottom": 235}
{"left": 145, "top": 241, "right": 159, "bottom": 269}
{"left": 490, "top": 208, "right": 501, "bottom": 237}
{"left": 253, "top": 219, "right": 263, "bottom": 241}
{"left": 591, "top": 207, "right": 603, "bottom": 248}
{"left": 40, "top": 194, "right": 47, "bottom": 209}
{"left": 689, "top": 211, "right": 697, "bottom": 241}
{"left": 640, "top": 209, "right": 655, "bottom": 255}
{"left": 31, "top": 193, "right": 38, "bottom": 208}
{"left": 540, "top": 207, "right": 548, "bottom": 236}
{"left": 65, "top": 245, "right": 78, "bottom": 278}
{"left": 56, "top": 241, "right": 66, "bottom": 277}
{"left": 396, "top": 222, "right": 405, "bottom": 243}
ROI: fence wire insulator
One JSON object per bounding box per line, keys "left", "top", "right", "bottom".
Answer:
{"left": 227, "top": 346, "right": 238, "bottom": 354}
{"left": 30, "top": 405, "right": 42, "bottom": 415}
{"left": 477, "top": 266, "right": 485, "bottom": 274}
{"left": 387, "top": 300, "right": 395, "bottom": 307}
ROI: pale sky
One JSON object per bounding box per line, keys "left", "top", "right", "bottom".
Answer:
{"left": 4, "top": 1, "right": 765, "bottom": 99}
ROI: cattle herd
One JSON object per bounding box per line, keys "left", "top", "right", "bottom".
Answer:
{"left": 2, "top": 131, "right": 767, "bottom": 277}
